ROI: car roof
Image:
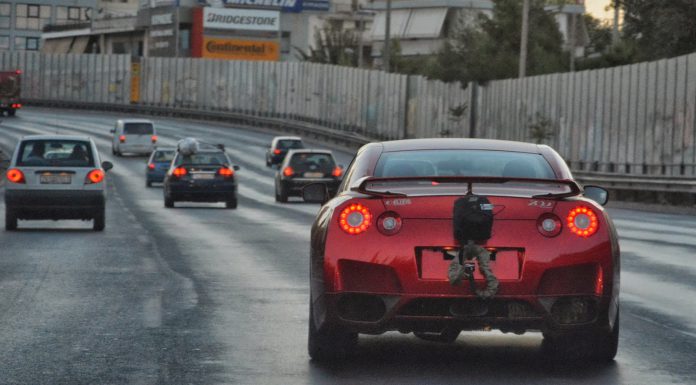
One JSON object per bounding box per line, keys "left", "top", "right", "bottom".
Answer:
{"left": 287, "top": 149, "right": 332, "bottom": 155}
{"left": 118, "top": 119, "right": 154, "bottom": 124}
{"left": 21, "top": 135, "right": 92, "bottom": 142}
{"left": 274, "top": 136, "right": 303, "bottom": 142}
{"left": 378, "top": 138, "right": 544, "bottom": 153}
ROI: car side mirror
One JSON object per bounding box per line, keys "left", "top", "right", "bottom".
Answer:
{"left": 110, "top": 129, "right": 115, "bottom": 133}
{"left": 233, "top": 165, "right": 240, "bottom": 171}
{"left": 102, "top": 161, "right": 114, "bottom": 172}
{"left": 303, "top": 183, "right": 329, "bottom": 204}
{"left": 584, "top": 185, "right": 608, "bottom": 206}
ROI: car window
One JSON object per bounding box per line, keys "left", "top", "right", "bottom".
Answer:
{"left": 289, "top": 153, "right": 335, "bottom": 173}
{"left": 17, "top": 140, "right": 94, "bottom": 167}
{"left": 123, "top": 123, "right": 154, "bottom": 135}
{"left": 374, "top": 150, "right": 556, "bottom": 179}
{"left": 277, "top": 140, "right": 303, "bottom": 150}
{"left": 175, "top": 151, "right": 228, "bottom": 166}
{"left": 153, "top": 150, "right": 174, "bottom": 162}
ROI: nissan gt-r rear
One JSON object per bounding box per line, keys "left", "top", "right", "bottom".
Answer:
{"left": 305, "top": 138, "right": 620, "bottom": 363}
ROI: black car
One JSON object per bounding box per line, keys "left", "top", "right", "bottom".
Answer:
{"left": 163, "top": 144, "right": 240, "bottom": 209}
{"left": 266, "top": 136, "right": 304, "bottom": 167}
{"left": 275, "top": 149, "right": 342, "bottom": 203}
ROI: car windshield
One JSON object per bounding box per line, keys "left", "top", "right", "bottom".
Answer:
{"left": 176, "top": 152, "right": 227, "bottom": 166}
{"left": 289, "top": 153, "right": 335, "bottom": 174}
{"left": 124, "top": 123, "right": 153, "bottom": 135}
{"left": 277, "top": 140, "right": 303, "bottom": 150}
{"left": 153, "top": 150, "right": 174, "bottom": 162}
{"left": 17, "top": 140, "right": 94, "bottom": 167}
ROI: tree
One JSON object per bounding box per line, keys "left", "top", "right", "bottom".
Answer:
{"left": 618, "top": 0, "right": 696, "bottom": 61}
{"left": 295, "top": 22, "right": 359, "bottom": 66}
{"left": 429, "top": 0, "right": 567, "bottom": 84}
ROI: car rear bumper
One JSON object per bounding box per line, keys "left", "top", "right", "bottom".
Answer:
{"left": 281, "top": 178, "right": 340, "bottom": 196}
{"left": 118, "top": 143, "right": 153, "bottom": 154}
{"left": 167, "top": 182, "right": 237, "bottom": 202}
{"left": 5, "top": 189, "right": 105, "bottom": 219}
{"left": 146, "top": 170, "right": 167, "bottom": 183}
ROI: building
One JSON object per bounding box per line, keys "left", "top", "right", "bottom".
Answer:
{"left": 0, "top": 0, "right": 96, "bottom": 52}
{"left": 367, "top": 0, "right": 587, "bottom": 65}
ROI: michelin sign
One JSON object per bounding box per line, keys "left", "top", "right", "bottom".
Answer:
{"left": 199, "top": 0, "right": 304, "bottom": 13}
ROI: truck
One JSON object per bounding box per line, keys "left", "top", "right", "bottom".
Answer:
{"left": 0, "top": 70, "right": 22, "bottom": 117}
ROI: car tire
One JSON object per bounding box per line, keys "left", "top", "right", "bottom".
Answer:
{"left": 93, "top": 208, "right": 105, "bottom": 231}
{"left": 225, "top": 197, "right": 238, "bottom": 209}
{"left": 542, "top": 308, "right": 619, "bottom": 363}
{"left": 164, "top": 195, "right": 175, "bottom": 208}
{"left": 146, "top": 180, "right": 152, "bottom": 188}
{"left": 414, "top": 328, "right": 461, "bottom": 343}
{"left": 5, "top": 207, "right": 17, "bottom": 231}
{"left": 276, "top": 184, "right": 288, "bottom": 203}
{"left": 8, "top": 109, "right": 16, "bottom": 117}
{"left": 308, "top": 302, "right": 357, "bottom": 362}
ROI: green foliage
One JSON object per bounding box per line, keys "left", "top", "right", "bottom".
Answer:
{"left": 295, "top": 23, "right": 359, "bottom": 66}
{"left": 429, "top": 0, "right": 567, "bottom": 84}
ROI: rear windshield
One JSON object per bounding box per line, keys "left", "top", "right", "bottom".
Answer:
{"left": 375, "top": 150, "right": 555, "bottom": 179}
{"left": 124, "top": 123, "right": 154, "bottom": 135}
{"left": 152, "top": 150, "right": 174, "bottom": 162}
{"left": 289, "top": 153, "right": 335, "bottom": 173}
{"left": 175, "top": 151, "right": 228, "bottom": 166}
{"left": 277, "top": 140, "right": 303, "bottom": 150}
{"left": 17, "top": 140, "right": 94, "bottom": 167}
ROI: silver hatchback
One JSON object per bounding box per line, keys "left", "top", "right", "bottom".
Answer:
{"left": 4, "top": 135, "right": 113, "bottom": 231}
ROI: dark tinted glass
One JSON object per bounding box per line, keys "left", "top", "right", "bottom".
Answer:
{"left": 17, "top": 140, "right": 94, "bottom": 167}
{"left": 175, "top": 151, "right": 228, "bottom": 166}
{"left": 123, "top": 123, "right": 153, "bottom": 135}
{"left": 153, "top": 150, "right": 174, "bottom": 162}
{"left": 289, "top": 153, "right": 335, "bottom": 173}
{"left": 277, "top": 140, "right": 303, "bottom": 150}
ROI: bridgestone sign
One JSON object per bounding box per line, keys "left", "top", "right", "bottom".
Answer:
{"left": 203, "top": 8, "right": 280, "bottom": 31}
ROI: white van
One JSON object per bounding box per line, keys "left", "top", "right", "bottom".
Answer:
{"left": 111, "top": 119, "right": 157, "bottom": 156}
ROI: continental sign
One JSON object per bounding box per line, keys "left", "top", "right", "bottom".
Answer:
{"left": 202, "top": 38, "right": 280, "bottom": 61}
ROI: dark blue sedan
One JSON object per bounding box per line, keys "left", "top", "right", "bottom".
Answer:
{"left": 146, "top": 147, "right": 175, "bottom": 187}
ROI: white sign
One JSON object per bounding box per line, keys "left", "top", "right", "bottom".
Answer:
{"left": 151, "top": 13, "right": 173, "bottom": 25}
{"left": 203, "top": 7, "right": 280, "bottom": 32}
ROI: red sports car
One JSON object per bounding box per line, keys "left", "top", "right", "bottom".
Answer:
{"left": 304, "top": 138, "right": 620, "bottom": 362}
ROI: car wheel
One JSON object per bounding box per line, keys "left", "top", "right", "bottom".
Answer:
{"left": 8, "top": 109, "right": 16, "bottom": 117}
{"left": 93, "top": 208, "right": 105, "bottom": 231}
{"left": 111, "top": 146, "right": 116, "bottom": 155}
{"left": 308, "top": 302, "right": 357, "bottom": 362}
{"left": 543, "top": 308, "right": 619, "bottom": 363}
{"left": 414, "top": 328, "right": 461, "bottom": 343}
{"left": 146, "top": 180, "right": 152, "bottom": 188}
{"left": 164, "top": 195, "right": 175, "bottom": 208}
{"left": 277, "top": 184, "right": 288, "bottom": 203}
{"left": 5, "top": 207, "right": 17, "bottom": 231}
{"left": 225, "top": 198, "right": 238, "bottom": 209}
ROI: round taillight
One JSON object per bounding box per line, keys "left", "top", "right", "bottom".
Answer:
{"left": 119, "top": 135, "right": 126, "bottom": 143}
{"left": 218, "top": 167, "right": 234, "bottom": 177}
{"left": 273, "top": 149, "right": 282, "bottom": 155}
{"left": 339, "top": 204, "right": 372, "bottom": 235}
{"left": 6, "top": 168, "right": 25, "bottom": 184}
{"left": 282, "top": 166, "right": 294, "bottom": 177}
{"left": 377, "top": 211, "right": 402, "bottom": 236}
{"left": 567, "top": 207, "right": 599, "bottom": 237}
{"left": 172, "top": 167, "right": 187, "bottom": 178}
{"left": 332, "top": 166, "right": 343, "bottom": 178}
{"left": 87, "top": 169, "right": 104, "bottom": 184}
{"left": 537, "top": 213, "right": 562, "bottom": 237}
{"left": 148, "top": 163, "right": 155, "bottom": 170}
{"left": 151, "top": 135, "right": 158, "bottom": 143}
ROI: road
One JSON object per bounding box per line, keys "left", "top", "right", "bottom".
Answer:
{"left": 0, "top": 108, "right": 694, "bottom": 385}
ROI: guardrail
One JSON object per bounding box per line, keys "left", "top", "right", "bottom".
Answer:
{"left": 15, "top": 100, "right": 696, "bottom": 206}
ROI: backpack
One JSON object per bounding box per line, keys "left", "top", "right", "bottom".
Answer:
{"left": 453, "top": 194, "right": 494, "bottom": 243}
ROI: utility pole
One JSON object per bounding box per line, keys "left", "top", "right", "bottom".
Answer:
{"left": 383, "top": 0, "right": 392, "bottom": 73}
{"left": 569, "top": 11, "right": 576, "bottom": 71}
{"left": 518, "top": 0, "right": 530, "bottom": 78}
{"left": 612, "top": 0, "right": 620, "bottom": 45}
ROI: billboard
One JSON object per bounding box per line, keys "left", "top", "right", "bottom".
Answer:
{"left": 198, "top": 0, "right": 303, "bottom": 13}
{"left": 202, "top": 37, "right": 280, "bottom": 61}
{"left": 203, "top": 7, "right": 280, "bottom": 31}
{"left": 303, "top": 0, "right": 330, "bottom": 11}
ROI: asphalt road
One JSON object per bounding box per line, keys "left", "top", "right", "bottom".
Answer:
{"left": 0, "top": 108, "right": 694, "bottom": 385}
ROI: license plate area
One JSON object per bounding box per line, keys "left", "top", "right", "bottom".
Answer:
{"left": 415, "top": 247, "right": 523, "bottom": 281}
{"left": 40, "top": 173, "right": 72, "bottom": 184}
{"left": 192, "top": 173, "right": 215, "bottom": 180}
{"left": 303, "top": 172, "right": 324, "bottom": 178}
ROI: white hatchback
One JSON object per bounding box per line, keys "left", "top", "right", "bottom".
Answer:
{"left": 111, "top": 119, "right": 157, "bottom": 156}
{"left": 4, "top": 135, "right": 113, "bottom": 231}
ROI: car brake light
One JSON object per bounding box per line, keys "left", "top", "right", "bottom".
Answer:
{"left": 283, "top": 166, "right": 294, "bottom": 177}
{"left": 567, "top": 207, "right": 599, "bottom": 237}
{"left": 6, "top": 168, "right": 25, "bottom": 184}
{"left": 339, "top": 204, "right": 372, "bottom": 235}
{"left": 151, "top": 135, "right": 158, "bottom": 143}
{"left": 377, "top": 211, "right": 402, "bottom": 236}
{"left": 537, "top": 213, "right": 562, "bottom": 237}
{"left": 119, "top": 135, "right": 126, "bottom": 143}
{"left": 218, "top": 167, "right": 234, "bottom": 178}
{"left": 11, "top": 103, "right": 22, "bottom": 109}
{"left": 332, "top": 166, "right": 343, "bottom": 178}
{"left": 86, "top": 169, "right": 104, "bottom": 184}
{"left": 273, "top": 149, "right": 282, "bottom": 155}
{"left": 172, "top": 167, "right": 187, "bottom": 178}
{"left": 148, "top": 163, "right": 155, "bottom": 170}
{"left": 15, "top": 69, "right": 22, "bottom": 75}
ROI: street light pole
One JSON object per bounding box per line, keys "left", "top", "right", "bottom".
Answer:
{"left": 518, "top": 0, "right": 530, "bottom": 78}
{"left": 384, "top": 0, "right": 391, "bottom": 72}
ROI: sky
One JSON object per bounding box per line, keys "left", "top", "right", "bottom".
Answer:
{"left": 584, "top": 0, "right": 614, "bottom": 21}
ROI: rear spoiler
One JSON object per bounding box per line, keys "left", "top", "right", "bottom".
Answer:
{"left": 350, "top": 176, "right": 582, "bottom": 199}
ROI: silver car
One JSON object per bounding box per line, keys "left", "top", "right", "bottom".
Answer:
{"left": 111, "top": 118, "right": 157, "bottom": 156}
{"left": 4, "top": 135, "right": 113, "bottom": 231}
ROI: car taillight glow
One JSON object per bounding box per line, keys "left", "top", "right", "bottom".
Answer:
{"left": 148, "top": 163, "right": 155, "bottom": 170}
{"left": 86, "top": 169, "right": 104, "bottom": 184}
{"left": 11, "top": 103, "right": 22, "bottom": 108}
{"left": 218, "top": 167, "right": 234, "bottom": 178}
{"left": 377, "top": 211, "right": 402, "bottom": 236}
{"left": 172, "top": 167, "right": 187, "bottom": 178}
{"left": 339, "top": 204, "right": 372, "bottom": 235}
{"left": 119, "top": 135, "right": 126, "bottom": 143}
{"left": 6, "top": 168, "right": 25, "bottom": 184}
{"left": 537, "top": 213, "right": 562, "bottom": 237}
{"left": 15, "top": 69, "right": 22, "bottom": 75}
{"left": 567, "top": 207, "right": 599, "bottom": 237}
{"left": 332, "top": 166, "right": 343, "bottom": 178}
{"left": 282, "top": 166, "right": 294, "bottom": 177}
{"left": 273, "top": 149, "right": 282, "bottom": 155}
{"left": 151, "top": 135, "right": 158, "bottom": 143}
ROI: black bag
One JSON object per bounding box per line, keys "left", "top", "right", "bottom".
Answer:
{"left": 453, "top": 194, "right": 494, "bottom": 243}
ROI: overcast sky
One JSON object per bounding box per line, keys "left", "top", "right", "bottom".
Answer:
{"left": 584, "top": 0, "right": 613, "bottom": 21}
